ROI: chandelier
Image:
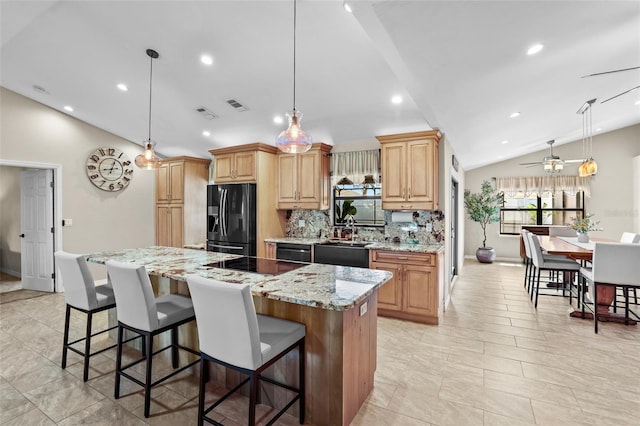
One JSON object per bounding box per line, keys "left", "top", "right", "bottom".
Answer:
{"left": 576, "top": 99, "right": 597, "bottom": 177}
{"left": 135, "top": 49, "right": 162, "bottom": 170}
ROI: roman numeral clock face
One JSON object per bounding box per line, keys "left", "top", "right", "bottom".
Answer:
{"left": 86, "top": 147, "right": 134, "bottom": 192}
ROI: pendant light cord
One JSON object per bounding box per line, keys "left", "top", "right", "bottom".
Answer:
{"left": 148, "top": 54, "right": 154, "bottom": 142}
{"left": 292, "top": 0, "right": 297, "bottom": 111}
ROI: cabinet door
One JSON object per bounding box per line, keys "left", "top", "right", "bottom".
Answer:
{"left": 169, "top": 205, "right": 184, "bottom": 248}
{"left": 403, "top": 264, "right": 437, "bottom": 316}
{"left": 213, "top": 154, "right": 235, "bottom": 182}
{"left": 371, "top": 262, "right": 403, "bottom": 311}
{"left": 156, "top": 206, "right": 171, "bottom": 246}
{"left": 297, "top": 150, "right": 321, "bottom": 204}
{"left": 277, "top": 154, "right": 298, "bottom": 205}
{"left": 265, "top": 242, "right": 277, "bottom": 259}
{"left": 381, "top": 142, "right": 406, "bottom": 204}
{"left": 156, "top": 163, "right": 170, "bottom": 203}
{"left": 233, "top": 151, "right": 256, "bottom": 182}
{"left": 407, "top": 140, "right": 437, "bottom": 208}
{"left": 168, "top": 162, "right": 184, "bottom": 203}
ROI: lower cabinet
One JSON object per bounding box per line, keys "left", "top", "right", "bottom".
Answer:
{"left": 156, "top": 205, "right": 183, "bottom": 248}
{"left": 265, "top": 242, "right": 277, "bottom": 259}
{"left": 370, "top": 249, "right": 443, "bottom": 325}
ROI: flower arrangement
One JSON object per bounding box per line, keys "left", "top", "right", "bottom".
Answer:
{"left": 569, "top": 214, "right": 600, "bottom": 233}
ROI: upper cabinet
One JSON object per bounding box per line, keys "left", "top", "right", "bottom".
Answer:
{"left": 212, "top": 150, "right": 256, "bottom": 183}
{"left": 155, "top": 156, "right": 210, "bottom": 248}
{"left": 377, "top": 130, "right": 441, "bottom": 211}
{"left": 276, "top": 143, "right": 332, "bottom": 210}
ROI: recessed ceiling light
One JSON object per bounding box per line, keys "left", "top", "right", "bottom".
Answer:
{"left": 117, "top": 83, "right": 128, "bottom": 91}
{"left": 391, "top": 95, "right": 403, "bottom": 104}
{"left": 510, "top": 112, "right": 520, "bottom": 118}
{"left": 63, "top": 105, "right": 73, "bottom": 112}
{"left": 527, "top": 44, "right": 544, "bottom": 55}
{"left": 343, "top": 2, "right": 352, "bottom": 13}
{"left": 501, "top": 140, "right": 509, "bottom": 144}
{"left": 273, "top": 116, "right": 283, "bottom": 124}
{"left": 635, "top": 100, "right": 640, "bottom": 105}
{"left": 595, "top": 128, "right": 602, "bottom": 132}
{"left": 202, "top": 131, "right": 211, "bottom": 137}
{"left": 200, "top": 54, "right": 213, "bottom": 65}
{"left": 497, "top": 155, "right": 504, "bottom": 160}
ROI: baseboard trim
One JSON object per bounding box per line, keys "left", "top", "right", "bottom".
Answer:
{"left": 0, "top": 267, "right": 21, "bottom": 278}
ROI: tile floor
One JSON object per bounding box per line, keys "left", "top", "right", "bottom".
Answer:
{"left": 1, "top": 260, "right": 639, "bottom": 425}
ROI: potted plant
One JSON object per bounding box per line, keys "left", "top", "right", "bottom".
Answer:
{"left": 569, "top": 213, "right": 600, "bottom": 242}
{"left": 464, "top": 180, "right": 503, "bottom": 263}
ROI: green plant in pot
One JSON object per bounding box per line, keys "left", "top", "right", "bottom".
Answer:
{"left": 464, "top": 180, "right": 503, "bottom": 263}
{"left": 335, "top": 200, "right": 357, "bottom": 224}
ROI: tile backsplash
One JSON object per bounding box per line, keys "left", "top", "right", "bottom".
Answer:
{"left": 285, "top": 210, "right": 445, "bottom": 244}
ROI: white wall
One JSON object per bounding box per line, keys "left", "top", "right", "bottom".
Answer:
{"left": 0, "top": 87, "right": 156, "bottom": 279}
{"left": 634, "top": 155, "right": 640, "bottom": 233}
{"left": 463, "top": 124, "right": 640, "bottom": 260}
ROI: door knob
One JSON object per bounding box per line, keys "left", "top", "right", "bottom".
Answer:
{"left": 19, "top": 233, "right": 25, "bottom": 238}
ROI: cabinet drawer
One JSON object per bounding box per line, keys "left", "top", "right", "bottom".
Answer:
{"left": 371, "top": 250, "right": 435, "bottom": 266}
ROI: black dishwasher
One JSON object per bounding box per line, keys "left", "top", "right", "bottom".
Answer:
{"left": 276, "top": 243, "right": 312, "bottom": 262}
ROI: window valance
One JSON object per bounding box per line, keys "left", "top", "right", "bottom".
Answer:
{"left": 495, "top": 175, "right": 591, "bottom": 197}
{"left": 331, "top": 149, "right": 380, "bottom": 186}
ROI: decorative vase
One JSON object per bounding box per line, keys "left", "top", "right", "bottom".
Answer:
{"left": 577, "top": 232, "right": 589, "bottom": 243}
{"left": 476, "top": 247, "right": 496, "bottom": 263}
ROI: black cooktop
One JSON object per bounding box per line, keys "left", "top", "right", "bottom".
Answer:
{"left": 206, "top": 256, "right": 307, "bottom": 276}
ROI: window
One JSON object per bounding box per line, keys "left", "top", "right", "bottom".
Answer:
{"left": 333, "top": 183, "right": 384, "bottom": 227}
{"left": 500, "top": 191, "right": 585, "bottom": 235}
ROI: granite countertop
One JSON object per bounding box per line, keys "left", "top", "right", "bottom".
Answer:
{"left": 264, "top": 237, "right": 326, "bottom": 245}
{"left": 87, "top": 246, "right": 392, "bottom": 311}
{"left": 365, "top": 242, "right": 445, "bottom": 253}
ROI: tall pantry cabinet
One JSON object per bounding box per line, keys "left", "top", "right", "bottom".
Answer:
{"left": 155, "top": 156, "right": 210, "bottom": 248}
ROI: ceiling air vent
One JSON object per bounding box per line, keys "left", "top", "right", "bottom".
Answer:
{"left": 226, "top": 98, "right": 249, "bottom": 112}
{"left": 196, "top": 106, "right": 218, "bottom": 120}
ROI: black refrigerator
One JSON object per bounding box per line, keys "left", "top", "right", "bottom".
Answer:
{"left": 206, "top": 183, "right": 257, "bottom": 256}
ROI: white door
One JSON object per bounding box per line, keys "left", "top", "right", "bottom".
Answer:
{"left": 20, "top": 169, "right": 54, "bottom": 292}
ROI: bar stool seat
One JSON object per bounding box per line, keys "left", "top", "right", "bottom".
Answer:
{"left": 186, "top": 274, "right": 305, "bottom": 426}
{"left": 55, "top": 251, "right": 117, "bottom": 382}
{"left": 106, "top": 260, "right": 200, "bottom": 418}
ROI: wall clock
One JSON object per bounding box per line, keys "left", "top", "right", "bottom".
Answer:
{"left": 86, "top": 147, "right": 134, "bottom": 192}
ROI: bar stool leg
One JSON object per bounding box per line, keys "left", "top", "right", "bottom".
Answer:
{"left": 197, "top": 358, "right": 207, "bottom": 426}
{"left": 144, "top": 333, "right": 153, "bottom": 418}
{"left": 61, "top": 305, "right": 71, "bottom": 370}
{"left": 114, "top": 325, "right": 124, "bottom": 399}
{"left": 83, "top": 312, "right": 93, "bottom": 382}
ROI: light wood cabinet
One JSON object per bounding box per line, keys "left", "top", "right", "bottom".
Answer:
{"left": 213, "top": 150, "right": 256, "bottom": 182}
{"left": 370, "top": 249, "right": 443, "bottom": 324}
{"left": 276, "top": 143, "right": 332, "bottom": 210}
{"left": 155, "top": 157, "right": 210, "bottom": 248}
{"left": 265, "top": 242, "right": 277, "bottom": 259}
{"left": 377, "top": 130, "right": 441, "bottom": 211}
{"left": 209, "top": 143, "right": 286, "bottom": 257}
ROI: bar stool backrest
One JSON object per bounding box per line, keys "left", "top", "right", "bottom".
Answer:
{"left": 592, "top": 242, "right": 640, "bottom": 285}
{"left": 527, "top": 232, "right": 545, "bottom": 268}
{"left": 106, "top": 260, "right": 159, "bottom": 332}
{"left": 521, "top": 230, "right": 533, "bottom": 260}
{"left": 55, "top": 251, "right": 99, "bottom": 310}
{"left": 620, "top": 232, "right": 640, "bottom": 244}
{"left": 187, "top": 276, "right": 262, "bottom": 371}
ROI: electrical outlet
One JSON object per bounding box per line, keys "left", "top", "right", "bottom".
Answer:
{"left": 298, "top": 220, "right": 305, "bottom": 228}
{"left": 359, "top": 301, "right": 368, "bottom": 316}
{"left": 63, "top": 218, "right": 73, "bottom": 227}
{"left": 425, "top": 222, "right": 432, "bottom": 232}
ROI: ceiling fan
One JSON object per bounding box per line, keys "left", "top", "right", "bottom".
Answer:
{"left": 519, "top": 140, "right": 585, "bottom": 173}
{"left": 581, "top": 66, "right": 640, "bottom": 104}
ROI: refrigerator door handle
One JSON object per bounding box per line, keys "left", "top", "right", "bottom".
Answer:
{"left": 220, "top": 188, "right": 227, "bottom": 237}
{"left": 208, "top": 243, "right": 244, "bottom": 251}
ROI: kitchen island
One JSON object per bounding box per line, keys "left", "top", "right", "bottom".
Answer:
{"left": 87, "top": 246, "right": 392, "bottom": 426}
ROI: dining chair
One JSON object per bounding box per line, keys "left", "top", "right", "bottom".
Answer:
{"left": 186, "top": 274, "right": 306, "bottom": 426}
{"left": 106, "top": 260, "right": 200, "bottom": 418}
{"left": 580, "top": 242, "right": 640, "bottom": 333}
{"left": 620, "top": 232, "right": 640, "bottom": 244}
{"left": 521, "top": 230, "right": 571, "bottom": 296}
{"left": 55, "top": 251, "right": 117, "bottom": 382}
{"left": 527, "top": 232, "right": 581, "bottom": 308}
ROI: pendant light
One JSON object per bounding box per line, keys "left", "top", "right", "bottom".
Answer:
{"left": 576, "top": 98, "right": 597, "bottom": 177}
{"left": 135, "top": 49, "right": 162, "bottom": 170}
{"left": 276, "top": 0, "right": 313, "bottom": 154}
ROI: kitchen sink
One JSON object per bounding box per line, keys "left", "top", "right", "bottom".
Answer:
{"left": 314, "top": 241, "right": 370, "bottom": 268}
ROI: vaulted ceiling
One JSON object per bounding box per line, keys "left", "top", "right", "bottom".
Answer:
{"left": 2, "top": 1, "right": 638, "bottom": 170}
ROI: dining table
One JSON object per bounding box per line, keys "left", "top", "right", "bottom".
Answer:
{"left": 537, "top": 235, "right": 634, "bottom": 323}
